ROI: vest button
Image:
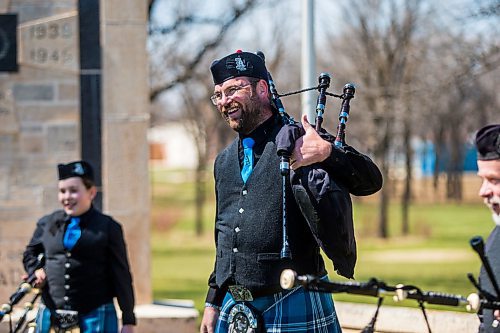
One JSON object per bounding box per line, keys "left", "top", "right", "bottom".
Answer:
{"left": 65, "top": 285, "right": 70, "bottom": 290}
{"left": 235, "top": 227, "right": 240, "bottom": 233}
{"left": 63, "top": 296, "right": 69, "bottom": 301}
{"left": 65, "top": 263, "right": 71, "bottom": 268}
{"left": 239, "top": 208, "right": 244, "bottom": 214}
{"left": 232, "top": 248, "right": 238, "bottom": 253}
{"left": 66, "top": 252, "right": 72, "bottom": 257}
{"left": 64, "top": 274, "right": 70, "bottom": 280}
{"left": 242, "top": 190, "right": 247, "bottom": 195}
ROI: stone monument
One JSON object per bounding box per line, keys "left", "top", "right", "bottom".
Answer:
{"left": 0, "top": 0, "right": 197, "bottom": 332}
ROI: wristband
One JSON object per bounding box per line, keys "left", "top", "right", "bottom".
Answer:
{"left": 205, "top": 302, "right": 221, "bottom": 311}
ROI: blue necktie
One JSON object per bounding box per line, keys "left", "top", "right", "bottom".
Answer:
{"left": 241, "top": 137, "right": 255, "bottom": 183}
{"left": 63, "top": 217, "right": 81, "bottom": 250}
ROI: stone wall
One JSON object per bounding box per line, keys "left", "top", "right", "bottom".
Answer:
{"left": 0, "top": 0, "right": 151, "bottom": 307}
{"left": 0, "top": 0, "right": 79, "bottom": 303}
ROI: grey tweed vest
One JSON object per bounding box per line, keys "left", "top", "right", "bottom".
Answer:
{"left": 213, "top": 132, "right": 325, "bottom": 291}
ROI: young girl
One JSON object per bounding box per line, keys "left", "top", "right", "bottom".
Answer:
{"left": 23, "top": 161, "right": 136, "bottom": 333}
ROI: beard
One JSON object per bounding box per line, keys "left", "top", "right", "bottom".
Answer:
{"left": 222, "top": 93, "right": 266, "bottom": 134}
{"left": 493, "top": 213, "right": 500, "bottom": 227}
{"left": 486, "top": 195, "right": 500, "bottom": 226}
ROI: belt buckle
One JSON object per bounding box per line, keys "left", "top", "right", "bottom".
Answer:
{"left": 229, "top": 285, "right": 254, "bottom": 302}
{"left": 54, "top": 309, "right": 79, "bottom": 330}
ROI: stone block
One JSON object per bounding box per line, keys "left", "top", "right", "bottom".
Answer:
{"left": 102, "top": 120, "right": 150, "bottom": 213}
{"left": 46, "top": 123, "right": 78, "bottom": 152}
{"left": 101, "top": 24, "right": 149, "bottom": 120}
{"left": 0, "top": 185, "right": 44, "bottom": 208}
{"left": 0, "top": 85, "right": 18, "bottom": 134}
{"left": 0, "top": 0, "right": 9, "bottom": 12}
{"left": 19, "top": 122, "right": 43, "bottom": 133}
{"left": 101, "top": 0, "right": 147, "bottom": 23}
{"left": 8, "top": 1, "right": 75, "bottom": 23}
{"left": 57, "top": 81, "right": 79, "bottom": 101}
{"left": 132, "top": 303, "right": 199, "bottom": 333}
{"left": 0, "top": 166, "right": 8, "bottom": 199}
{"left": 19, "top": 129, "right": 45, "bottom": 155}
{"left": 12, "top": 162, "right": 55, "bottom": 187}
{"left": 14, "top": 61, "right": 77, "bottom": 81}
{"left": 13, "top": 83, "right": 54, "bottom": 103}
{"left": 17, "top": 105, "right": 78, "bottom": 123}
{"left": 0, "top": 237, "right": 32, "bottom": 302}
{"left": 0, "top": 134, "right": 18, "bottom": 162}
{"left": 18, "top": 11, "right": 79, "bottom": 73}
{"left": 0, "top": 206, "right": 42, "bottom": 224}
{"left": 40, "top": 183, "right": 60, "bottom": 211}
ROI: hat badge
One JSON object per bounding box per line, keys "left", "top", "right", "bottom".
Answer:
{"left": 73, "top": 163, "right": 84, "bottom": 175}
{"left": 234, "top": 56, "right": 247, "bottom": 72}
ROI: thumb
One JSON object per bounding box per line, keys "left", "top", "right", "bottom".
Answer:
{"left": 301, "top": 114, "right": 313, "bottom": 131}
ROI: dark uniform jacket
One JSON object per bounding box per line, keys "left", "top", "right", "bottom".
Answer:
{"left": 479, "top": 226, "right": 500, "bottom": 333}
{"left": 206, "top": 116, "right": 382, "bottom": 306}
{"left": 23, "top": 206, "right": 136, "bottom": 325}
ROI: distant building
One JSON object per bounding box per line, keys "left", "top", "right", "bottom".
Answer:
{"left": 148, "top": 122, "right": 198, "bottom": 169}
{"left": 414, "top": 138, "right": 478, "bottom": 177}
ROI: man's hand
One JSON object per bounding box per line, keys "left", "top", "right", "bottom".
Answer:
{"left": 21, "top": 268, "right": 46, "bottom": 289}
{"left": 29, "top": 268, "right": 46, "bottom": 288}
{"left": 291, "top": 114, "right": 332, "bottom": 170}
{"left": 121, "top": 324, "right": 134, "bottom": 333}
{"left": 200, "top": 306, "right": 219, "bottom": 333}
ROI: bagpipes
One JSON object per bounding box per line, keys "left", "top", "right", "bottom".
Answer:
{"left": 278, "top": 235, "right": 500, "bottom": 333}
{"left": 0, "top": 255, "right": 44, "bottom": 333}
{"left": 256, "top": 51, "right": 356, "bottom": 263}
{"left": 467, "top": 235, "right": 500, "bottom": 326}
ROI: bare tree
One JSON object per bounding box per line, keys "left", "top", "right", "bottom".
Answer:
{"left": 147, "top": 0, "right": 500, "bottom": 238}
{"left": 148, "top": 0, "right": 261, "bottom": 103}
{"left": 331, "top": 0, "right": 424, "bottom": 238}
{"left": 323, "top": 0, "right": 500, "bottom": 238}
{"left": 147, "top": 0, "right": 290, "bottom": 235}
{"left": 421, "top": 7, "right": 500, "bottom": 201}
{"left": 148, "top": 0, "right": 261, "bottom": 235}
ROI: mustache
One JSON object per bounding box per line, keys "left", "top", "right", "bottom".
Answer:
{"left": 222, "top": 102, "right": 240, "bottom": 113}
{"left": 486, "top": 196, "right": 500, "bottom": 214}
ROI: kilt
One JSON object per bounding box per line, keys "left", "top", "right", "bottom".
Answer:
{"left": 35, "top": 302, "right": 118, "bottom": 333}
{"left": 215, "top": 284, "right": 342, "bottom": 333}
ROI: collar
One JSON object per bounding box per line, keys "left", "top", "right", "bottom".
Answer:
{"left": 64, "top": 205, "right": 95, "bottom": 226}
{"left": 239, "top": 114, "right": 277, "bottom": 147}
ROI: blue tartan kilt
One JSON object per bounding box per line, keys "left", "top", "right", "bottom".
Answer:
{"left": 35, "top": 302, "right": 118, "bottom": 333}
{"left": 216, "top": 282, "right": 342, "bottom": 333}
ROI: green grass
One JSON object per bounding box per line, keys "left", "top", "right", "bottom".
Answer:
{"left": 150, "top": 167, "right": 494, "bottom": 316}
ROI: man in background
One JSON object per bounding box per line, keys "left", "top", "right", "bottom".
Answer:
{"left": 475, "top": 124, "right": 500, "bottom": 333}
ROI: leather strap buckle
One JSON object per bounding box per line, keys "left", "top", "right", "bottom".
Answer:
{"left": 229, "top": 285, "right": 254, "bottom": 302}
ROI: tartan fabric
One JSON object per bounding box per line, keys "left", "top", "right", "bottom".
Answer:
{"left": 35, "top": 302, "right": 118, "bottom": 333}
{"left": 215, "top": 285, "right": 342, "bottom": 333}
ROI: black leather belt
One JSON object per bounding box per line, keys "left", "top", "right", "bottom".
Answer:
{"left": 228, "top": 285, "right": 284, "bottom": 302}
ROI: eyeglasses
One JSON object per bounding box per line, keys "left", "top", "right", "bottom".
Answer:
{"left": 210, "top": 83, "right": 253, "bottom": 106}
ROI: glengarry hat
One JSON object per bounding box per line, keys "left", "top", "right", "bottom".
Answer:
{"left": 210, "top": 50, "right": 268, "bottom": 85}
{"left": 475, "top": 124, "right": 500, "bottom": 161}
{"left": 57, "top": 160, "right": 94, "bottom": 181}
